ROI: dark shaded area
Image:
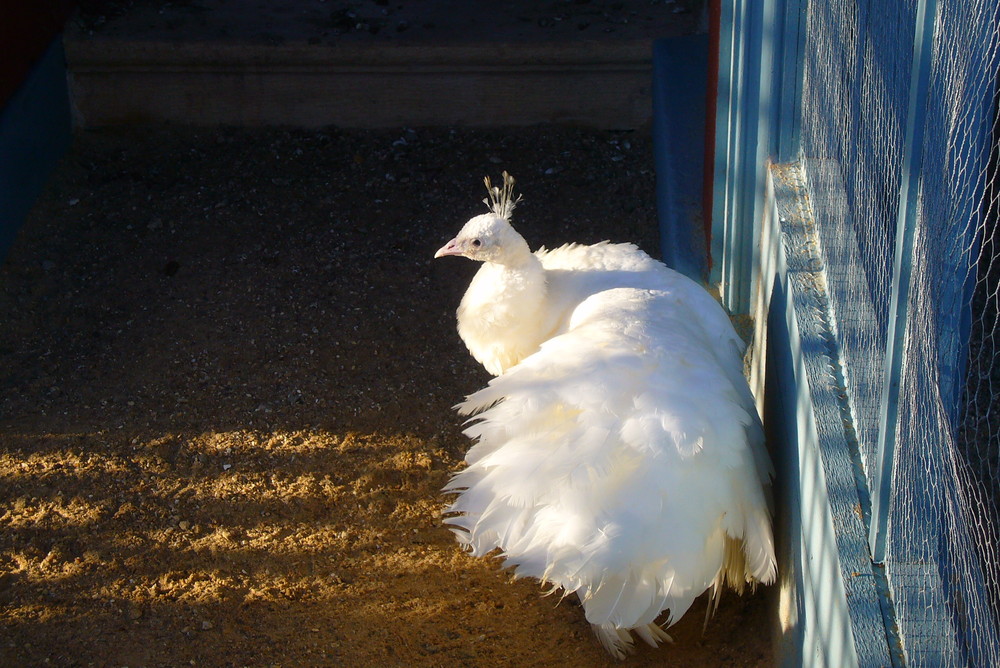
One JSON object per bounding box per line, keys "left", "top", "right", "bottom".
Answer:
{"left": 0, "top": 125, "right": 772, "bottom": 666}
{"left": 0, "top": 2, "right": 75, "bottom": 107}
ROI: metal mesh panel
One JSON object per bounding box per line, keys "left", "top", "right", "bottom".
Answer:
{"left": 797, "top": 0, "right": 1000, "bottom": 663}
{"left": 799, "top": 0, "right": 914, "bottom": 484}
{"left": 892, "top": 0, "right": 1000, "bottom": 664}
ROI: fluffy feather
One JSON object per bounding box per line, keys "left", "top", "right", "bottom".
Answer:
{"left": 435, "top": 174, "right": 776, "bottom": 659}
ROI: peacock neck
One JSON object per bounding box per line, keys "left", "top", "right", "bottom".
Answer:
{"left": 458, "top": 253, "right": 549, "bottom": 375}
{"left": 482, "top": 253, "right": 546, "bottom": 305}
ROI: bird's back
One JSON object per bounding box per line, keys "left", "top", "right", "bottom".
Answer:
{"left": 445, "top": 286, "right": 775, "bottom": 657}
{"left": 538, "top": 242, "right": 745, "bottom": 362}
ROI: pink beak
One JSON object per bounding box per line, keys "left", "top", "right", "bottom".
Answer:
{"left": 434, "top": 238, "right": 464, "bottom": 258}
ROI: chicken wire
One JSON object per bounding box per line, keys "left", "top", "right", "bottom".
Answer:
{"left": 799, "top": 0, "right": 914, "bottom": 483}
{"left": 796, "top": 0, "right": 1000, "bottom": 664}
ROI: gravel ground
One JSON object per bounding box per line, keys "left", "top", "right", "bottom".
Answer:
{"left": 0, "top": 125, "right": 771, "bottom": 666}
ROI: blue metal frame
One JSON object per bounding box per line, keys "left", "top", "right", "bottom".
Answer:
{"left": 774, "top": 0, "right": 806, "bottom": 163}
{"left": 712, "top": 0, "right": 805, "bottom": 313}
{"left": 703, "top": 0, "right": 910, "bottom": 662}
{"left": 712, "top": 0, "right": 742, "bottom": 301}
{"left": 697, "top": 0, "right": 1000, "bottom": 662}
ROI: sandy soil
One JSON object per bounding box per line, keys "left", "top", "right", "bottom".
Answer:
{"left": 0, "top": 126, "right": 771, "bottom": 666}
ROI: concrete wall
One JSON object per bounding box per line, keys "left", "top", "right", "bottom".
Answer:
{"left": 65, "top": 39, "right": 653, "bottom": 130}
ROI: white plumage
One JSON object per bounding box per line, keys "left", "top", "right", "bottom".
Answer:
{"left": 435, "top": 173, "right": 776, "bottom": 659}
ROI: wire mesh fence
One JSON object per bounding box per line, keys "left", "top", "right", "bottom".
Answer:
{"left": 796, "top": 0, "right": 1000, "bottom": 663}
{"left": 799, "top": 0, "right": 911, "bottom": 486}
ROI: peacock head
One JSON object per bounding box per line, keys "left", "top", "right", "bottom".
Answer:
{"left": 434, "top": 213, "right": 527, "bottom": 263}
{"left": 434, "top": 172, "right": 531, "bottom": 265}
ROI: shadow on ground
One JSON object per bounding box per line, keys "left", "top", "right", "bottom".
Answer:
{"left": 0, "top": 126, "right": 770, "bottom": 666}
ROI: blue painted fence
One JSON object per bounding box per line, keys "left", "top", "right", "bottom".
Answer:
{"left": 655, "top": 0, "right": 1000, "bottom": 664}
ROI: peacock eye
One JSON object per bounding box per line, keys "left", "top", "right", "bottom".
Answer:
{"left": 472, "top": 239, "right": 482, "bottom": 247}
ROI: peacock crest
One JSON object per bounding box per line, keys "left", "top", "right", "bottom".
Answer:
{"left": 483, "top": 171, "right": 522, "bottom": 221}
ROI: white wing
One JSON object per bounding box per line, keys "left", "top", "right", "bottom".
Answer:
{"left": 444, "top": 287, "right": 775, "bottom": 653}
{"left": 537, "top": 241, "right": 661, "bottom": 272}
{"left": 537, "top": 243, "right": 746, "bottom": 362}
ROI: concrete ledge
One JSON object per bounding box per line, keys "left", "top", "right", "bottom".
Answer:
{"left": 65, "top": 38, "right": 653, "bottom": 128}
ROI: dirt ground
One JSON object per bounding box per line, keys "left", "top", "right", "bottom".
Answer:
{"left": 0, "top": 126, "right": 772, "bottom": 666}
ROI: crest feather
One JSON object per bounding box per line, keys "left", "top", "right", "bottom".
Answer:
{"left": 483, "top": 171, "right": 522, "bottom": 221}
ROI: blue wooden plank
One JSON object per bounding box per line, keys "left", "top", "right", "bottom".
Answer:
{"left": 0, "top": 36, "right": 72, "bottom": 264}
